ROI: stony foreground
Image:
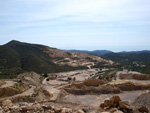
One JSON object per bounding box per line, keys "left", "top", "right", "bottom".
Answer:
{"left": 0, "top": 95, "right": 149, "bottom": 113}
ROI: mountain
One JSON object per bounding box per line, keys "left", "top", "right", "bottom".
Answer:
{"left": 119, "top": 50, "right": 150, "bottom": 54}
{"left": 68, "top": 50, "right": 150, "bottom": 55}
{"left": 101, "top": 52, "right": 150, "bottom": 74}
{"left": 67, "top": 50, "right": 113, "bottom": 56}
{"left": 68, "top": 49, "right": 150, "bottom": 74}
{"left": 0, "top": 40, "right": 114, "bottom": 76}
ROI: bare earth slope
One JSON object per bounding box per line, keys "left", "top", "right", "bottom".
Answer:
{"left": 0, "top": 40, "right": 114, "bottom": 75}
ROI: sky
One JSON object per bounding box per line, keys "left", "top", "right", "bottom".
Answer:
{"left": 0, "top": 0, "right": 150, "bottom": 52}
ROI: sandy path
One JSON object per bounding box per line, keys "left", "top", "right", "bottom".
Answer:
{"left": 13, "top": 85, "right": 36, "bottom": 98}
{"left": 1, "top": 81, "right": 16, "bottom": 88}
{"left": 0, "top": 85, "right": 36, "bottom": 101}
{"left": 62, "top": 90, "right": 149, "bottom": 107}
{"left": 42, "top": 79, "right": 70, "bottom": 101}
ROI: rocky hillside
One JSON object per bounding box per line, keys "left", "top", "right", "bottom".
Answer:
{"left": 0, "top": 40, "right": 114, "bottom": 76}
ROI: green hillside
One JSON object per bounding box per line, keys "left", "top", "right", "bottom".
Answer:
{"left": 0, "top": 40, "right": 87, "bottom": 77}
{"left": 101, "top": 53, "right": 150, "bottom": 74}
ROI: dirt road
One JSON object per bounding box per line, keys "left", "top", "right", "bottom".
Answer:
{"left": 1, "top": 80, "right": 16, "bottom": 88}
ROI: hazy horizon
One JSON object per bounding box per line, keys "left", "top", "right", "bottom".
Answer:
{"left": 0, "top": 40, "right": 150, "bottom": 52}
{"left": 0, "top": 0, "right": 150, "bottom": 52}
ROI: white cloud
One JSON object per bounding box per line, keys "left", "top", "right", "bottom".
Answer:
{"left": 0, "top": 0, "right": 150, "bottom": 51}
{"left": 1, "top": 0, "right": 150, "bottom": 23}
{"left": 25, "top": 0, "right": 150, "bottom": 23}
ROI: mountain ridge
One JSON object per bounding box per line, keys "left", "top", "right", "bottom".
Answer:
{"left": 0, "top": 40, "right": 114, "bottom": 76}
{"left": 67, "top": 49, "right": 150, "bottom": 55}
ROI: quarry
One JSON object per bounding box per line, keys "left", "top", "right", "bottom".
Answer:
{"left": 0, "top": 69, "right": 149, "bottom": 113}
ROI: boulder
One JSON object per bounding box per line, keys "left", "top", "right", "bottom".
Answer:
{"left": 138, "top": 106, "right": 148, "bottom": 113}
{"left": 104, "top": 99, "right": 114, "bottom": 107}
{"left": 119, "top": 101, "right": 132, "bottom": 110}
{"left": 42, "top": 105, "right": 52, "bottom": 111}
{"left": 76, "top": 109, "right": 85, "bottom": 113}
{"left": 20, "top": 106, "right": 30, "bottom": 112}
{"left": 110, "top": 96, "right": 121, "bottom": 104}
{"left": 61, "top": 108, "right": 72, "bottom": 113}
{"left": 100, "top": 103, "right": 105, "bottom": 108}
{"left": 100, "top": 96, "right": 121, "bottom": 108}
{"left": 10, "top": 105, "right": 19, "bottom": 110}
{"left": 54, "top": 108, "right": 61, "bottom": 113}
{"left": 2, "top": 99, "right": 13, "bottom": 106}
{"left": 32, "top": 103, "right": 41, "bottom": 110}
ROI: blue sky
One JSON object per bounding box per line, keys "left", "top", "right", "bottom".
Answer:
{"left": 0, "top": 0, "right": 150, "bottom": 52}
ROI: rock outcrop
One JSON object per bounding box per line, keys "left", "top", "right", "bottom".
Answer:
{"left": 100, "top": 96, "right": 133, "bottom": 113}
{"left": 2, "top": 99, "right": 13, "bottom": 106}
{"left": 0, "top": 80, "right": 5, "bottom": 87}
{"left": 138, "top": 106, "right": 149, "bottom": 113}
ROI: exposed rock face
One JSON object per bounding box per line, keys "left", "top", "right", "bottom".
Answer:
{"left": 0, "top": 80, "right": 5, "bottom": 87}
{"left": 2, "top": 99, "right": 13, "bottom": 106}
{"left": 0, "top": 87, "right": 20, "bottom": 97}
{"left": 13, "top": 83, "right": 30, "bottom": 92}
{"left": 133, "top": 91, "right": 150, "bottom": 112}
{"left": 115, "top": 82, "right": 150, "bottom": 91}
{"left": 45, "top": 47, "right": 114, "bottom": 68}
{"left": 65, "top": 80, "right": 121, "bottom": 95}
{"left": 71, "top": 79, "right": 106, "bottom": 89}
{"left": 18, "top": 72, "right": 41, "bottom": 86}
{"left": 100, "top": 96, "right": 121, "bottom": 108}
{"left": 83, "top": 79, "right": 106, "bottom": 87}
{"left": 115, "top": 82, "right": 135, "bottom": 91}
{"left": 100, "top": 96, "right": 133, "bottom": 113}
{"left": 138, "top": 106, "right": 149, "bottom": 113}
{"left": 119, "top": 101, "right": 132, "bottom": 110}
{"left": 133, "top": 74, "right": 150, "bottom": 80}
{"left": 0, "top": 82, "right": 30, "bottom": 98}
{"left": 43, "top": 89, "right": 53, "bottom": 97}
{"left": 110, "top": 96, "right": 121, "bottom": 104}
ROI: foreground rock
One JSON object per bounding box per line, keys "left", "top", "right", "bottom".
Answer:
{"left": 0, "top": 80, "right": 6, "bottom": 87}
{"left": 0, "top": 100, "right": 105, "bottom": 113}
{"left": 133, "top": 91, "right": 150, "bottom": 112}
{"left": 100, "top": 96, "right": 133, "bottom": 113}
{"left": 65, "top": 80, "right": 121, "bottom": 95}
{"left": 138, "top": 106, "right": 148, "bottom": 113}
{"left": 119, "top": 101, "right": 132, "bottom": 111}
{"left": 2, "top": 99, "right": 13, "bottom": 106}
{"left": 100, "top": 96, "right": 121, "bottom": 108}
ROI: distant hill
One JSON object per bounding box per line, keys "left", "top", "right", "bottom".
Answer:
{"left": 0, "top": 40, "right": 114, "bottom": 76}
{"left": 68, "top": 50, "right": 150, "bottom": 56}
{"left": 101, "top": 52, "right": 150, "bottom": 62}
{"left": 67, "top": 50, "right": 113, "bottom": 55}
{"left": 119, "top": 50, "right": 150, "bottom": 54}
{"left": 68, "top": 49, "right": 150, "bottom": 74}
{"left": 101, "top": 52, "right": 150, "bottom": 74}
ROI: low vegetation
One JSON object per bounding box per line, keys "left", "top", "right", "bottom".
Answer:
{"left": 101, "top": 52, "right": 150, "bottom": 74}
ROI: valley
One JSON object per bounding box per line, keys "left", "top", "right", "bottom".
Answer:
{"left": 0, "top": 41, "right": 150, "bottom": 113}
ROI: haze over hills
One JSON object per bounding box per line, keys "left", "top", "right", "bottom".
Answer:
{"left": 68, "top": 49, "right": 150, "bottom": 56}
{"left": 67, "top": 50, "right": 113, "bottom": 55}
{"left": 0, "top": 40, "right": 114, "bottom": 76}
{"left": 68, "top": 49, "right": 150, "bottom": 74}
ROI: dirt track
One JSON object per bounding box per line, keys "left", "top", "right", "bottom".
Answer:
{"left": 1, "top": 81, "right": 16, "bottom": 88}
